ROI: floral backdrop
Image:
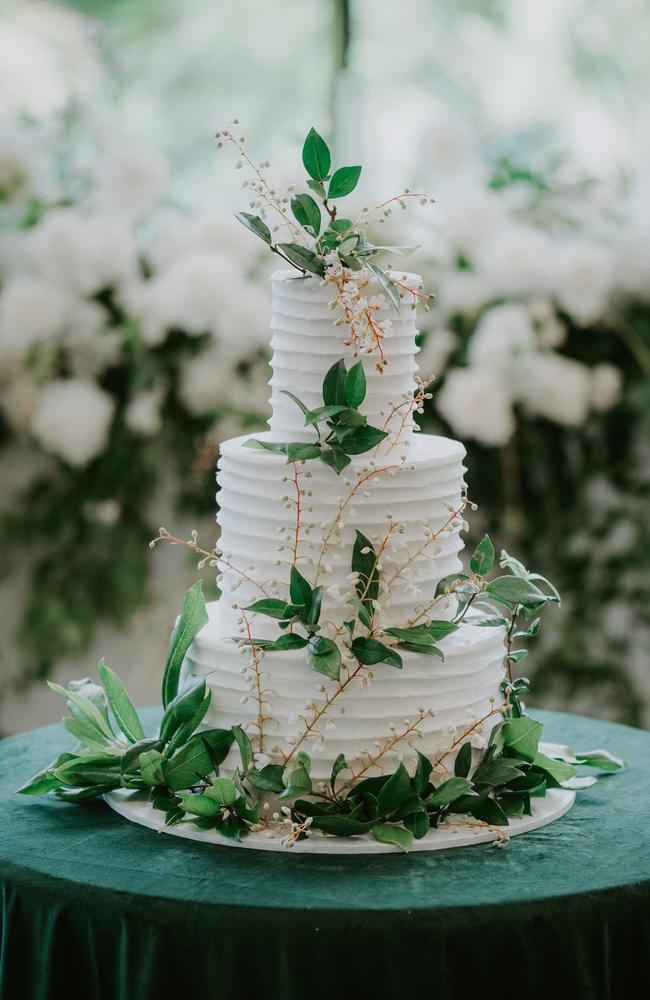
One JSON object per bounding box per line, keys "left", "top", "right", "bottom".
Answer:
{"left": 0, "top": 0, "right": 648, "bottom": 731}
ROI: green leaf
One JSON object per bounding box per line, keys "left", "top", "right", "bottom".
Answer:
{"left": 501, "top": 716, "right": 543, "bottom": 763}
{"left": 330, "top": 219, "right": 353, "bottom": 233}
{"left": 244, "top": 598, "right": 291, "bottom": 620}
{"left": 276, "top": 243, "right": 325, "bottom": 277}
{"left": 575, "top": 750, "right": 626, "bottom": 772}
{"left": 280, "top": 389, "right": 309, "bottom": 415}
{"left": 178, "top": 792, "right": 222, "bottom": 818}
{"left": 328, "top": 165, "right": 362, "bottom": 199}
{"left": 454, "top": 741, "right": 473, "bottom": 778}
{"left": 434, "top": 573, "right": 469, "bottom": 598}
{"left": 322, "top": 359, "right": 347, "bottom": 406}
{"left": 320, "top": 448, "right": 351, "bottom": 474}
{"left": 486, "top": 576, "right": 548, "bottom": 609}
{"left": 307, "top": 178, "right": 327, "bottom": 199}
{"left": 16, "top": 768, "right": 63, "bottom": 796}
{"left": 205, "top": 776, "right": 238, "bottom": 807}
{"left": 343, "top": 361, "right": 366, "bottom": 407}
{"left": 311, "top": 815, "right": 376, "bottom": 837}
{"left": 302, "top": 127, "right": 331, "bottom": 181}
{"left": 164, "top": 692, "right": 212, "bottom": 756}
{"left": 291, "top": 193, "right": 321, "bottom": 236}
{"left": 234, "top": 211, "right": 272, "bottom": 245}
{"left": 63, "top": 716, "right": 110, "bottom": 752}
{"left": 232, "top": 725, "right": 253, "bottom": 772}
{"left": 98, "top": 659, "right": 145, "bottom": 744}
{"left": 161, "top": 581, "right": 208, "bottom": 709}
{"left": 532, "top": 752, "right": 577, "bottom": 783}
{"left": 365, "top": 262, "right": 401, "bottom": 311}
{"left": 47, "top": 682, "right": 115, "bottom": 740}
{"left": 307, "top": 586, "right": 323, "bottom": 626}
{"left": 350, "top": 637, "right": 402, "bottom": 668}
{"left": 306, "top": 635, "right": 341, "bottom": 681}
{"left": 159, "top": 675, "right": 206, "bottom": 742}
{"left": 470, "top": 535, "right": 495, "bottom": 575}
{"left": 163, "top": 730, "right": 234, "bottom": 791}
{"left": 246, "top": 763, "right": 285, "bottom": 793}
{"left": 261, "top": 633, "right": 308, "bottom": 652}
{"left": 330, "top": 753, "right": 348, "bottom": 793}
{"left": 471, "top": 759, "right": 526, "bottom": 787}
{"left": 372, "top": 822, "right": 413, "bottom": 852}
{"left": 290, "top": 565, "right": 313, "bottom": 612}
{"left": 377, "top": 762, "right": 411, "bottom": 816}
{"left": 243, "top": 439, "right": 288, "bottom": 455}
{"left": 426, "top": 777, "right": 473, "bottom": 808}
{"left": 399, "top": 642, "right": 444, "bottom": 659}
{"left": 304, "top": 404, "right": 348, "bottom": 425}
{"left": 340, "top": 424, "right": 388, "bottom": 455}
{"left": 286, "top": 442, "right": 321, "bottom": 462}
{"left": 413, "top": 751, "right": 433, "bottom": 796}
{"left": 279, "top": 764, "right": 312, "bottom": 799}
{"left": 352, "top": 530, "right": 379, "bottom": 610}
{"left": 471, "top": 797, "right": 509, "bottom": 826}
{"left": 139, "top": 749, "right": 167, "bottom": 787}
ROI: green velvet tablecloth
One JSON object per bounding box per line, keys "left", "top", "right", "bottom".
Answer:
{"left": 1, "top": 709, "right": 648, "bottom": 1000}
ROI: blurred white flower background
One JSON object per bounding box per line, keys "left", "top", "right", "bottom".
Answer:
{"left": 0, "top": 0, "right": 648, "bottom": 731}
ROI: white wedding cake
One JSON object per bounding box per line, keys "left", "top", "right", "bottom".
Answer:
{"left": 185, "top": 270, "right": 505, "bottom": 782}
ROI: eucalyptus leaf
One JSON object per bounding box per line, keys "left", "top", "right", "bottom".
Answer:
{"left": 276, "top": 243, "right": 325, "bottom": 277}
{"left": 302, "top": 127, "right": 331, "bottom": 181}
{"left": 470, "top": 535, "right": 495, "bottom": 575}
{"left": 365, "top": 262, "right": 401, "bottom": 311}
{"left": 343, "top": 361, "right": 367, "bottom": 408}
{"left": 291, "top": 193, "right": 321, "bottom": 236}
{"left": 161, "top": 581, "right": 208, "bottom": 709}
{"left": 306, "top": 635, "right": 341, "bottom": 681}
{"left": 98, "top": 659, "right": 145, "bottom": 744}
{"left": 328, "top": 165, "right": 362, "bottom": 199}
{"left": 322, "top": 359, "right": 347, "bottom": 406}
{"left": 372, "top": 822, "right": 413, "bottom": 853}
{"left": 234, "top": 211, "right": 272, "bottom": 245}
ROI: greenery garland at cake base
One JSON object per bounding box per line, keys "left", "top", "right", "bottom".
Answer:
{"left": 17, "top": 540, "right": 624, "bottom": 853}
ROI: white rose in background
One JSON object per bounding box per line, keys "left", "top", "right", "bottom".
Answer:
{"left": 467, "top": 303, "right": 536, "bottom": 390}
{"left": 30, "top": 378, "right": 115, "bottom": 467}
{"left": 436, "top": 368, "right": 516, "bottom": 446}
{"left": 95, "top": 146, "right": 169, "bottom": 221}
{"left": 0, "top": 276, "right": 70, "bottom": 369}
{"left": 554, "top": 241, "right": 615, "bottom": 327}
{"left": 521, "top": 353, "right": 592, "bottom": 427}
{"left": 416, "top": 328, "right": 457, "bottom": 379}
{"left": 29, "top": 210, "right": 137, "bottom": 296}
{"left": 591, "top": 363, "right": 623, "bottom": 412}
{"left": 125, "top": 389, "right": 164, "bottom": 436}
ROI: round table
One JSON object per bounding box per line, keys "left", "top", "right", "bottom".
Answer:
{"left": 1, "top": 709, "right": 648, "bottom": 1000}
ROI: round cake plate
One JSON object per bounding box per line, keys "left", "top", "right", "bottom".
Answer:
{"left": 105, "top": 786, "right": 575, "bottom": 854}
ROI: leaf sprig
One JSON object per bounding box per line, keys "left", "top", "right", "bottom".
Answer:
{"left": 244, "top": 357, "right": 388, "bottom": 473}
{"left": 230, "top": 126, "right": 422, "bottom": 300}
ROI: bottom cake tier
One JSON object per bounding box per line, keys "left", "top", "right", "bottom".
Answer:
{"left": 184, "top": 601, "right": 506, "bottom": 782}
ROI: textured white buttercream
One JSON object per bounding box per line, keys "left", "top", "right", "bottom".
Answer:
{"left": 186, "top": 269, "right": 505, "bottom": 783}
{"left": 268, "top": 269, "right": 423, "bottom": 444}
{"left": 186, "top": 601, "right": 505, "bottom": 781}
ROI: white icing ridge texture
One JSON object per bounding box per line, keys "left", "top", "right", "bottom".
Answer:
{"left": 187, "top": 270, "right": 505, "bottom": 779}
{"left": 268, "top": 269, "right": 422, "bottom": 444}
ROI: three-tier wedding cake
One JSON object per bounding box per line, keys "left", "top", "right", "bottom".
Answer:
{"left": 184, "top": 270, "right": 506, "bottom": 783}
{"left": 22, "top": 126, "right": 619, "bottom": 854}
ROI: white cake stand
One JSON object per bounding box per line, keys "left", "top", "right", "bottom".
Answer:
{"left": 105, "top": 785, "right": 574, "bottom": 854}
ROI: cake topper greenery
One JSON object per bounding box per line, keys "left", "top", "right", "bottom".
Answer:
{"left": 219, "top": 122, "right": 434, "bottom": 372}
{"left": 17, "top": 125, "right": 625, "bottom": 852}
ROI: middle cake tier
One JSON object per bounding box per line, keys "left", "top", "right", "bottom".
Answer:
{"left": 215, "top": 430, "right": 468, "bottom": 636}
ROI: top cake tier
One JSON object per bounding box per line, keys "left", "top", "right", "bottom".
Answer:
{"left": 268, "top": 269, "right": 423, "bottom": 445}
